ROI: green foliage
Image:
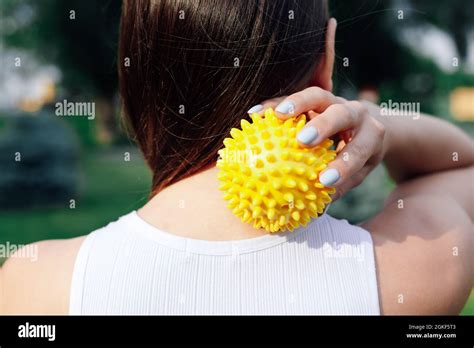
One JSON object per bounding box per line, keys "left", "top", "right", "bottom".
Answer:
{"left": 461, "top": 292, "right": 474, "bottom": 315}
{"left": 331, "top": 165, "right": 394, "bottom": 224}
{"left": 410, "top": 0, "right": 474, "bottom": 58}
{"left": 0, "top": 111, "right": 80, "bottom": 209}
{"left": 62, "top": 113, "right": 98, "bottom": 147}
{"left": 1, "top": 0, "right": 121, "bottom": 98}
{"left": 331, "top": 0, "right": 473, "bottom": 96}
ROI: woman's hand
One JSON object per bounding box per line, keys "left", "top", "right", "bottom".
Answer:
{"left": 248, "top": 87, "right": 386, "bottom": 200}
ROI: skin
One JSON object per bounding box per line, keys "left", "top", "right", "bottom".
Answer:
{"left": 1, "top": 18, "right": 473, "bottom": 315}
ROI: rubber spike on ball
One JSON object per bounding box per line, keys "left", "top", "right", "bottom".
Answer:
{"left": 217, "top": 108, "right": 337, "bottom": 233}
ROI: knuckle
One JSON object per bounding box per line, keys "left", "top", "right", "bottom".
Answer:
{"left": 307, "top": 86, "right": 331, "bottom": 102}
{"left": 346, "top": 100, "right": 365, "bottom": 118}
{"left": 358, "top": 101, "right": 369, "bottom": 114}
{"left": 263, "top": 96, "right": 286, "bottom": 106}
{"left": 372, "top": 118, "right": 386, "bottom": 139}
{"left": 349, "top": 141, "right": 369, "bottom": 162}
{"left": 337, "top": 157, "right": 354, "bottom": 179}
{"left": 313, "top": 117, "right": 331, "bottom": 135}
{"left": 328, "top": 103, "right": 350, "bottom": 118}
{"left": 320, "top": 103, "right": 357, "bottom": 131}
{"left": 288, "top": 94, "right": 304, "bottom": 109}
{"left": 339, "top": 103, "right": 358, "bottom": 124}
{"left": 349, "top": 100, "right": 364, "bottom": 111}
{"left": 306, "top": 86, "right": 324, "bottom": 96}
{"left": 327, "top": 103, "right": 345, "bottom": 112}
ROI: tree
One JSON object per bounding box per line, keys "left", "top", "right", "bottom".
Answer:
{"left": 1, "top": 0, "right": 122, "bottom": 144}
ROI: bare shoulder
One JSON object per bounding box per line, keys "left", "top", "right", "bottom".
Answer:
{"left": 362, "top": 167, "right": 474, "bottom": 315}
{"left": 1, "top": 236, "right": 86, "bottom": 314}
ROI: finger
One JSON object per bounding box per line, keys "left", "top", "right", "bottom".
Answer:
{"left": 273, "top": 86, "right": 345, "bottom": 119}
{"left": 262, "top": 97, "right": 285, "bottom": 109}
{"left": 261, "top": 97, "right": 285, "bottom": 114}
{"left": 296, "top": 102, "right": 362, "bottom": 147}
{"left": 306, "top": 110, "right": 320, "bottom": 120}
{"left": 247, "top": 97, "right": 286, "bottom": 115}
{"left": 247, "top": 104, "right": 265, "bottom": 115}
{"left": 318, "top": 122, "right": 381, "bottom": 188}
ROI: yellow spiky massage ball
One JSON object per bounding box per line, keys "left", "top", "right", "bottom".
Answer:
{"left": 216, "top": 108, "right": 337, "bottom": 233}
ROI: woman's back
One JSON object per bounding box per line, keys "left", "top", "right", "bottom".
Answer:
{"left": 70, "top": 211, "right": 379, "bottom": 315}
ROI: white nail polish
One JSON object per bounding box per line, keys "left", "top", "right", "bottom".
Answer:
{"left": 275, "top": 100, "right": 296, "bottom": 115}
{"left": 247, "top": 104, "right": 263, "bottom": 114}
{"left": 319, "top": 168, "right": 340, "bottom": 187}
{"left": 297, "top": 127, "right": 318, "bottom": 144}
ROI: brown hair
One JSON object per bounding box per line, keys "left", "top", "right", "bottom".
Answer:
{"left": 119, "top": 0, "right": 328, "bottom": 197}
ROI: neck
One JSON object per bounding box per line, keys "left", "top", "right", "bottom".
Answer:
{"left": 138, "top": 164, "right": 268, "bottom": 240}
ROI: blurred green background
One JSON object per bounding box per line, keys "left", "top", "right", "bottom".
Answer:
{"left": 0, "top": 0, "right": 473, "bottom": 314}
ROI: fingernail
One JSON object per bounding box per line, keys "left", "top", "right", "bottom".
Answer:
{"left": 319, "top": 168, "right": 340, "bottom": 187}
{"left": 296, "top": 127, "right": 318, "bottom": 145}
{"left": 247, "top": 104, "right": 263, "bottom": 114}
{"left": 275, "top": 100, "right": 296, "bottom": 115}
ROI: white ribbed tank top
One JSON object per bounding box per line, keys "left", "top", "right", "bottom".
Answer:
{"left": 69, "top": 211, "right": 380, "bottom": 315}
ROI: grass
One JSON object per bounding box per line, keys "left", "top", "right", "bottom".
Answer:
{"left": 0, "top": 147, "right": 472, "bottom": 315}
{"left": 461, "top": 292, "right": 474, "bottom": 315}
